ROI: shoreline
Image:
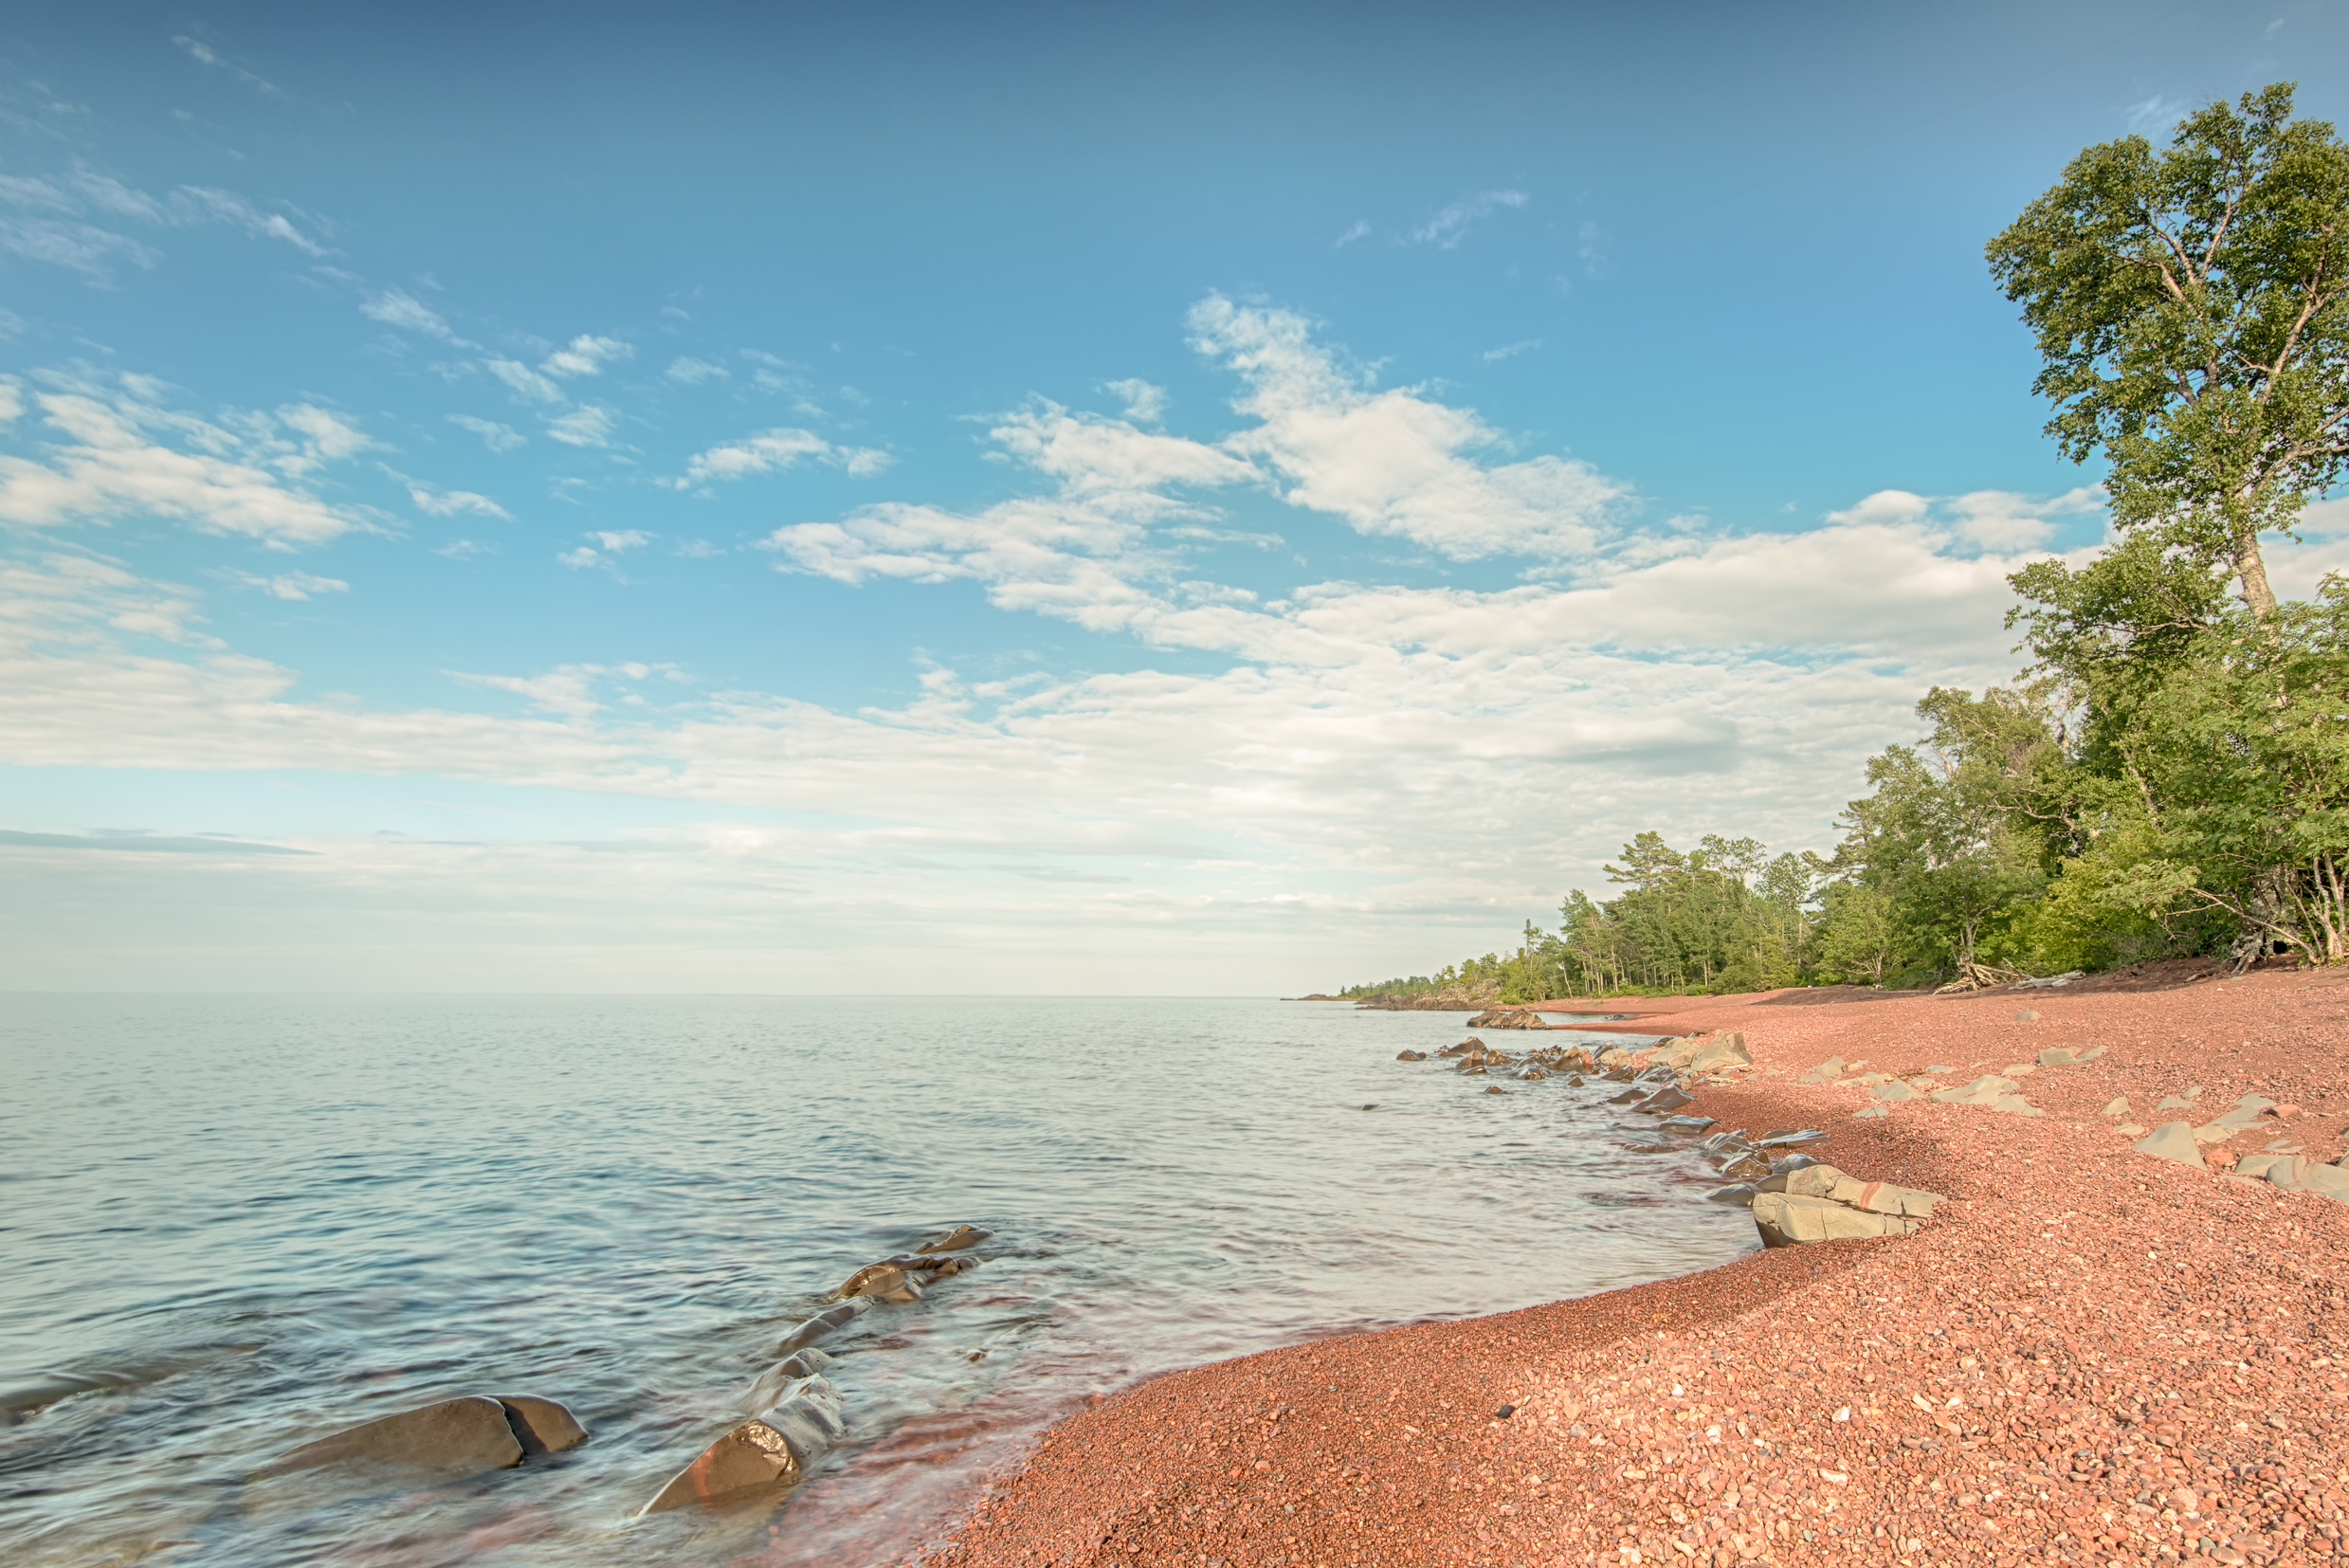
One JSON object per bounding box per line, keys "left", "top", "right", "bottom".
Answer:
{"left": 923, "top": 968, "right": 2349, "bottom": 1567}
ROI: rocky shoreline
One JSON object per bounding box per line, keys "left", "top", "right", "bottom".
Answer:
{"left": 923, "top": 967, "right": 2349, "bottom": 1568}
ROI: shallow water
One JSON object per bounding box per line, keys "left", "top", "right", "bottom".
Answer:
{"left": 0, "top": 995, "right": 1758, "bottom": 1567}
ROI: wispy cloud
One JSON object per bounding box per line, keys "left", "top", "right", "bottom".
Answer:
{"left": 545, "top": 405, "right": 616, "bottom": 447}
{"left": 1482, "top": 338, "right": 1541, "bottom": 363}
{"left": 486, "top": 359, "right": 564, "bottom": 403}
{"left": 362, "top": 287, "right": 457, "bottom": 340}
{"left": 541, "top": 335, "right": 632, "bottom": 379}
{"left": 1335, "top": 219, "right": 1371, "bottom": 247}
{"left": 1411, "top": 190, "right": 1528, "bottom": 249}
{"left": 556, "top": 530, "right": 651, "bottom": 571}
{"left": 665, "top": 356, "right": 728, "bottom": 385}
{"left": 0, "top": 171, "right": 333, "bottom": 280}
{"left": 1102, "top": 378, "right": 1167, "bottom": 423}
{"left": 447, "top": 413, "right": 524, "bottom": 452}
{"left": 408, "top": 484, "right": 508, "bottom": 519}
{"left": 233, "top": 570, "right": 348, "bottom": 600}
{"left": 172, "top": 35, "right": 280, "bottom": 95}
{"left": 675, "top": 428, "right": 890, "bottom": 486}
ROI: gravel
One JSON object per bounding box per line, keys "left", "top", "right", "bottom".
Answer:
{"left": 919, "top": 967, "right": 2349, "bottom": 1568}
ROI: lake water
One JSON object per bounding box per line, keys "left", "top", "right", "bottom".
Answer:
{"left": 0, "top": 995, "right": 1759, "bottom": 1568}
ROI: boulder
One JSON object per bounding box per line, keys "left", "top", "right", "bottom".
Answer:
{"left": 1689, "top": 1031, "right": 1751, "bottom": 1070}
{"left": 1465, "top": 1009, "right": 1548, "bottom": 1029}
{"left": 775, "top": 1297, "right": 873, "bottom": 1355}
{"left": 1751, "top": 1194, "right": 1915, "bottom": 1247}
{"left": 2037, "top": 1046, "right": 2106, "bottom": 1067}
{"left": 1395, "top": 1049, "right": 1427, "bottom": 1062}
{"left": 915, "top": 1225, "right": 991, "bottom": 1254}
{"left": 260, "top": 1395, "right": 524, "bottom": 1478}
{"left": 641, "top": 1377, "right": 847, "bottom": 1516}
{"left": 1827, "top": 1176, "right": 1942, "bottom": 1217}
{"left": 1596, "top": 1048, "right": 1638, "bottom": 1067}
{"left": 2133, "top": 1121, "right": 2208, "bottom": 1170}
{"left": 493, "top": 1395, "right": 588, "bottom": 1456}
{"left": 738, "top": 1350, "right": 835, "bottom": 1415}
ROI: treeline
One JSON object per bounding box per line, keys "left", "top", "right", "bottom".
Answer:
{"left": 1346, "top": 87, "right": 2349, "bottom": 1002}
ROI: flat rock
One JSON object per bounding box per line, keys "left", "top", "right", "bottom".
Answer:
{"left": 2037, "top": 1045, "right": 2106, "bottom": 1067}
{"left": 775, "top": 1297, "right": 873, "bottom": 1355}
{"left": 1931, "top": 1074, "right": 2017, "bottom": 1107}
{"left": 2155, "top": 1094, "right": 2199, "bottom": 1111}
{"left": 260, "top": 1395, "right": 523, "bottom": 1478}
{"left": 1705, "top": 1184, "right": 1758, "bottom": 1205}
{"left": 2133, "top": 1121, "right": 2208, "bottom": 1170}
{"left": 1630, "top": 1086, "right": 1694, "bottom": 1114}
{"left": 2100, "top": 1096, "right": 2130, "bottom": 1116}
{"left": 1799, "top": 1056, "right": 1847, "bottom": 1085}
{"left": 493, "top": 1395, "right": 588, "bottom": 1456}
{"left": 1869, "top": 1081, "right": 1920, "bottom": 1102}
{"left": 1751, "top": 1193, "right": 1915, "bottom": 1247}
{"left": 1992, "top": 1093, "right": 2044, "bottom": 1117}
{"left": 1852, "top": 1104, "right": 1889, "bottom": 1119}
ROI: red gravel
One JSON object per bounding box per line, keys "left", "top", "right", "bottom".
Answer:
{"left": 921, "top": 966, "right": 2349, "bottom": 1568}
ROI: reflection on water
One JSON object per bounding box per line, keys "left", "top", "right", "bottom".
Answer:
{"left": 0, "top": 996, "right": 1756, "bottom": 1567}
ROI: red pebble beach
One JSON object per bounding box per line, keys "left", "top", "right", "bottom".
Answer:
{"left": 923, "top": 963, "right": 2349, "bottom": 1568}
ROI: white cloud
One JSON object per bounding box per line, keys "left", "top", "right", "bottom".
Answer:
{"left": 1191, "top": 298, "right": 1629, "bottom": 559}
{"left": 1411, "top": 190, "right": 1529, "bottom": 249}
{"left": 0, "top": 170, "right": 327, "bottom": 280}
{"left": 447, "top": 413, "right": 524, "bottom": 453}
{"left": 362, "top": 287, "right": 455, "bottom": 339}
{"left": 589, "top": 530, "right": 649, "bottom": 552}
{"left": 541, "top": 336, "right": 632, "bottom": 378}
{"left": 0, "top": 214, "right": 162, "bottom": 283}
{"left": 234, "top": 570, "right": 348, "bottom": 601}
{"left": 1483, "top": 339, "right": 1541, "bottom": 363}
{"left": 665, "top": 356, "right": 728, "bottom": 385}
{"left": 676, "top": 428, "right": 891, "bottom": 486}
{"left": 172, "top": 35, "right": 280, "bottom": 94}
{"left": 1335, "top": 219, "right": 1371, "bottom": 247}
{"left": 556, "top": 530, "right": 650, "bottom": 571}
{"left": 487, "top": 359, "right": 564, "bottom": 403}
{"left": 1103, "top": 378, "right": 1168, "bottom": 423}
{"left": 1826, "top": 486, "right": 2105, "bottom": 552}
{"left": 545, "top": 405, "right": 616, "bottom": 447}
{"left": 173, "top": 188, "right": 331, "bottom": 256}
{"left": 449, "top": 661, "right": 679, "bottom": 720}
{"left": 408, "top": 485, "right": 508, "bottom": 519}
{"left": 0, "top": 389, "right": 370, "bottom": 546}
{"left": 0, "top": 378, "right": 22, "bottom": 424}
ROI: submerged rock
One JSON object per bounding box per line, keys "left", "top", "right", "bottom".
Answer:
{"left": 1395, "top": 1049, "right": 1428, "bottom": 1061}
{"left": 775, "top": 1297, "right": 874, "bottom": 1355}
{"left": 738, "top": 1348, "right": 835, "bottom": 1415}
{"left": 260, "top": 1395, "right": 528, "bottom": 1479}
{"left": 915, "top": 1225, "right": 991, "bottom": 1254}
{"left": 839, "top": 1263, "right": 924, "bottom": 1303}
{"left": 639, "top": 1377, "right": 847, "bottom": 1515}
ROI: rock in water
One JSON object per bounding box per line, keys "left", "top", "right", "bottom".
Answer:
{"left": 1394, "top": 1049, "right": 1427, "bottom": 1061}
{"left": 838, "top": 1263, "right": 923, "bottom": 1303}
{"left": 915, "top": 1225, "right": 990, "bottom": 1254}
{"left": 1630, "top": 1086, "right": 1694, "bottom": 1114}
{"left": 493, "top": 1395, "right": 588, "bottom": 1455}
{"left": 259, "top": 1395, "right": 524, "bottom": 1478}
{"left": 738, "top": 1349, "right": 835, "bottom": 1414}
{"left": 640, "top": 1378, "right": 847, "bottom": 1515}
{"left": 775, "top": 1298, "right": 873, "bottom": 1355}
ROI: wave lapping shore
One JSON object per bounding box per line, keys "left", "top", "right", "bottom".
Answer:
{"left": 927, "top": 969, "right": 2349, "bottom": 1568}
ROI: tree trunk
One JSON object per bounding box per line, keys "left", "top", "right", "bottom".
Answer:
{"left": 2236, "top": 524, "right": 2279, "bottom": 618}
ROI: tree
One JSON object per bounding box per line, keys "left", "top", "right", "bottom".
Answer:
{"left": 1986, "top": 83, "right": 2349, "bottom": 618}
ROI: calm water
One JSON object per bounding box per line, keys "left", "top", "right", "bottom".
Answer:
{"left": 0, "top": 996, "right": 1757, "bottom": 1568}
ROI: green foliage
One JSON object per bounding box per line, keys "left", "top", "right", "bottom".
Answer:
{"left": 1986, "top": 82, "right": 2349, "bottom": 617}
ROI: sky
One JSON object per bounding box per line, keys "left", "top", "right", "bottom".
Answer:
{"left": 3, "top": 0, "right": 2346, "bottom": 994}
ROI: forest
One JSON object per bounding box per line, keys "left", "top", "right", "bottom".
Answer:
{"left": 1346, "top": 86, "right": 2349, "bottom": 1003}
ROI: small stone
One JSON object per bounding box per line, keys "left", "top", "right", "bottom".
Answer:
{"left": 1852, "top": 1104, "right": 1889, "bottom": 1119}
{"left": 2133, "top": 1121, "right": 2208, "bottom": 1170}
{"left": 1870, "top": 1081, "right": 1920, "bottom": 1102}
{"left": 2012, "top": 1009, "right": 2039, "bottom": 1021}
{"left": 2100, "top": 1096, "right": 2130, "bottom": 1117}
{"left": 2000, "top": 1062, "right": 2037, "bottom": 1076}
{"left": 1495, "top": 1403, "right": 1516, "bottom": 1419}
{"left": 1799, "top": 1056, "right": 1846, "bottom": 1084}
{"left": 1394, "top": 1049, "right": 1427, "bottom": 1062}
{"left": 1484, "top": 1085, "right": 1507, "bottom": 1095}
{"left": 1991, "top": 1093, "right": 2044, "bottom": 1117}
{"left": 1360, "top": 1103, "right": 1377, "bottom": 1110}
{"left": 915, "top": 1225, "right": 991, "bottom": 1254}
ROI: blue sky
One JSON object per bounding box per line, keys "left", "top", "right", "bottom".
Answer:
{"left": 4, "top": 1, "right": 2346, "bottom": 992}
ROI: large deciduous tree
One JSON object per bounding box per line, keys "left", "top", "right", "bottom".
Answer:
{"left": 1987, "top": 82, "right": 2349, "bottom": 618}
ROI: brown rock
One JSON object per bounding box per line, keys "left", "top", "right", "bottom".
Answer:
{"left": 915, "top": 1225, "right": 991, "bottom": 1253}
{"left": 259, "top": 1395, "right": 523, "bottom": 1478}
{"left": 839, "top": 1263, "right": 924, "bottom": 1303}
{"left": 493, "top": 1395, "right": 588, "bottom": 1455}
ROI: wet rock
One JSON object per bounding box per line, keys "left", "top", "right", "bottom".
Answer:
{"left": 1717, "top": 1153, "right": 1771, "bottom": 1180}
{"left": 639, "top": 1377, "right": 847, "bottom": 1515}
{"left": 1770, "top": 1154, "right": 1824, "bottom": 1175}
{"left": 494, "top": 1395, "right": 588, "bottom": 1456}
{"left": 1465, "top": 1009, "right": 1548, "bottom": 1029}
{"left": 1394, "top": 1049, "right": 1427, "bottom": 1061}
{"left": 1513, "top": 1064, "right": 1550, "bottom": 1080}
{"left": 775, "top": 1297, "right": 874, "bottom": 1355}
{"left": 1563, "top": 1074, "right": 1586, "bottom": 1086}
{"left": 2133, "top": 1121, "right": 2208, "bottom": 1170}
{"left": 739, "top": 1349, "right": 836, "bottom": 1414}
{"left": 259, "top": 1395, "right": 524, "bottom": 1478}
{"left": 1606, "top": 1087, "right": 1646, "bottom": 1104}
{"left": 1706, "top": 1183, "right": 1758, "bottom": 1205}
{"left": 1656, "top": 1115, "right": 1715, "bottom": 1134}
{"left": 1756, "top": 1129, "right": 1827, "bottom": 1149}
{"left": 1870, "top": 1081, "right": 1920, "bottom": 1102}
{"left": 2036, "top": 1045, "right": 2106, "bottom": 1067}
{"left": 2100, "top": 1096, "right": 2131, "bottom": 1117}
{"left": 1484, "top": 1085, "right": 1508, "bottom": 1094}
{"left": 916, "top": 1225, "right": 991, "bottom": 1254}
{"left": 1751, "top": 1194, "right": 1916, "bottom": 1247}
{"left": 1630, "top": 1086, "right": 1694, "bottom": 1114}
{"left": 839, "top": 1263, "right": 924, "bottom": 1304}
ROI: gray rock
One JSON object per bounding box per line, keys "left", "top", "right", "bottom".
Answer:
{"left": 1687, "top": 1032, "right": 1752, "bottom": 1071}
{"left": 1656, "top": 1115, "right": 1716, "bottom": 1134}
{"left": 1870, "top": 1081, "right": 1920, "bottom": 1102}
{"left": 1716, "top": 1153, "right": 1770, "bottom": 1181}
{"left": 1631, "top": 1086, "right": 1695, "bottom": 1114}
{"left": 2100, "top": 1096, "right": 2130, "bottom": 1117}
{"left": 2133, "top": 1121, "right": 2208, "bottom": 1170}
{"left": 259, "top": 1395, "right": 523, "bottom": 1479}
{"left": 1799, "top": 1056, "right": 1846, "bottom": 1085}
{"left": 1705, "top": 1183, "right": 1758, "bottom": 1205}
{"left": 1931, "top": 1074, "right": 2017, "bottom": 1107}
{"left": 1756, "top": 1129, "right": 1827, "bottom": 1148}
{"left": 775, "top": 1297, "right": 874, "bottom": 1356}
{"left": 2012, "top": 1009, "right": 2039, "bottom": 1022}
{"left": 2037, "top": 1045, "right": 2106, "bottom": 1067}
{"left": 1852, "top": 1104, "right": 1889, "bottom": 1119}
{"left": 738, "top": 1349, "right": 835, "bottom": 1415}
{"left": 493, "top": 1395, "right": 588, "bottom": 1456}
{"left": 1992, "top": 1094, "right": 2044, "bottom": 1117}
